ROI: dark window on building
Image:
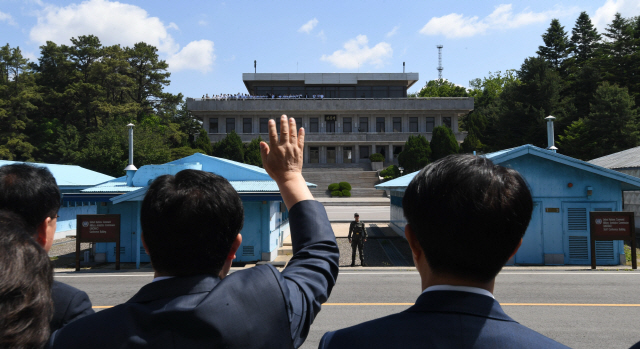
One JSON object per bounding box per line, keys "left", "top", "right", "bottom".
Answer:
{"left": 409, "top": 117, "right": 418, "bottom": 132}
{"left": 359, "top": 117, "right": 369, "bottom": 132}
{"left": 209, "top": 118, "right": 218, "bottom": 133}
{"left": 394, "top": 146, "right": 403, "bottom": 159}
{"left": 294, "top": 117, "right": 302, "bottom": 132}
{"left": 306, "top": 87, "right": 322, "bottom": 98}
{"left": 339, "top": 87, "right": 355, "bottom": 98}
{"left": 325, "top": 116, "right": 336, "bottom": 133}
{"left": 343, "top": 146, "right": 353, "bottom": 163}
{"left": 273, "top": 87, "right": 288, "bottom": 97}
{"left": 255, "top": 86, "right": 272, "bottom": 96}
{"left": 309, "top": 147, "right": 319, "bottom": 163}
{"left": 376, "top": 117, "right": 385, "bottom": 133}
{"left": 343, "top": 117, "right": 352, "bottom": 133}
{"left": 393, "top": 117, "right": 402, "bottom": 132}
{"left": 389, "top": 86, "right": 404, "bottom": 98}
{"left": 260, "top": 118, "right": 268, "bottom": 133}
{"left": 426, "top": 117, "right": 435, "bottom": 132}
{"left": 226, "top": 118, "right": 235, "bottom": 133}
{"left": 443, "top": 117, "right": 452, "bottom": 128}
{"left": 360, "top": 146, "right": 370, "bottom": 159}
{"left": 356, "top": 86, "right": 372, "bottom": 98}
{"left": 310, "top": 118, "right": 319, "bottom": 133}
{"left": 290, "top": 87, "right": 304, "bottom": 96}
{"left": 324, "top": 87, "right": 338, "bottom": 98}
{"left": 373, "top": 86, "right": 388, "bottom": 98}
{"left": 327, "top": 147, "right": 336, "bottom": 163}
{"left": 275, "top": 117, "right": 281, "bottom": 132}
{"left": 243, "top": 118, "right": 252, "bottom": 133}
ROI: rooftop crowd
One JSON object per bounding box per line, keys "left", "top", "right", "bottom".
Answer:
{"left": 3, "top": 115, "right": 635, "bottom": 348}
{"left": 201, "top": 93, "right": 324, "bottom": 99}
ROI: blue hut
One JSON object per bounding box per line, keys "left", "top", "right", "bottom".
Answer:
{"left": 65, "top": 153, "right": 314, "bottom": 267}
{"left": 376, "top": 145, "right": 640, "bottom": 266}
{"left": 0, "top": 161, "right": 114, "bottom": 236}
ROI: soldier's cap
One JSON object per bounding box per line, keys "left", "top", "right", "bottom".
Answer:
{"left": 354, "top": 213, "right": 359, "bottom": 217}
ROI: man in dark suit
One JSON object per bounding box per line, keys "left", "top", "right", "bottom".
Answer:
{"left": 0, "top": 164, "right": 94, "bottom": 332}
{"left": 320, "top": 154, "right": 569, "bottom": 348}
{"left": 49, "top": 115, "right": 340, "bottom": 349}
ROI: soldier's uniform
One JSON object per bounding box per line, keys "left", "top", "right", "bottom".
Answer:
{"left": 348, "top": 215, "right": 367, "bottom": 266}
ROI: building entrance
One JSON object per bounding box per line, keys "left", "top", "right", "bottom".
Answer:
{"left": 343, "top": 147, "right": 352, "bottom": 163}
{"left": 310, "top": 147, "right": 319, "bottom": 163}
{"left": 376, "top": 146, "right": 386, "bottom": 160}
{"left": 327, "top": 147, "right": 336, "bottom": 163}
{"left": 325, "top": 115, "right": 336, "bottom": 133}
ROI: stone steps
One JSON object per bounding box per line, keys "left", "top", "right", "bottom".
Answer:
{"left": 312, "top": 188, "right": 386, "bottom": 198}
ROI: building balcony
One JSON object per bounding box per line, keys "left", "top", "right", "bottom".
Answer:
{"left": 208, "top": 131, "right": 467, "bottom": 144}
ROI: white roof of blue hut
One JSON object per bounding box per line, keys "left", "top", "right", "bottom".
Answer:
{"left": 376, "top": 145, "right": 640, "bottom": 192}
{"left": 0, "top": 160, "right": 114, "bottom": 190}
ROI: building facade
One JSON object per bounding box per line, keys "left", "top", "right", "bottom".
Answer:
{"left": 187, "top": 73, "right": 474, "bottom": 166}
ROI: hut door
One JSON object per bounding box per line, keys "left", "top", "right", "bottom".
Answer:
{"left": 563, "top": 202, "right": 617, "bottom": 265}
{"left": 515, "top": 202, "right": 543, "bottom": 264}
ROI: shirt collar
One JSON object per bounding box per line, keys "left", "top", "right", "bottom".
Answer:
{"left": 422, "top": 285, "right": 495, "bottom": 299}
{"left": 152, "top": 276, "right": 175, "bottom": 283}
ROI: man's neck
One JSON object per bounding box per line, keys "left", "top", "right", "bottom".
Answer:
{"left": 421, "top": 271, "right": 495, "bottom": 294}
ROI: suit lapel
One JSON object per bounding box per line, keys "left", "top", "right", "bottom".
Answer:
{"left": 127, "top": 274, "right": 221, "bottom": 304}
{"left": 406, "top": 290, "right": 516, "bottom": 322}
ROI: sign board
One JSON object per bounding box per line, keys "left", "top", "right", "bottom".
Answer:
{"left": 325, "top": 115, "right": 336, "bottom": 121}
{"left": 589, "top": 211, "right": 636, "bottom": 269}
{"left": 76, "top": 214, "right": 121, "bottom": 271}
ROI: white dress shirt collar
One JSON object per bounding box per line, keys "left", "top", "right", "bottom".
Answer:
{"left": 422, "top": 284, "right": 495, "bottom": 299}
{"left": 152, "top": 276, "right": 174, "bottom": 283}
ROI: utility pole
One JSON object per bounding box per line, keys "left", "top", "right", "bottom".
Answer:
{"left": 437, "top": 45, "right": 443, "bottom": 80}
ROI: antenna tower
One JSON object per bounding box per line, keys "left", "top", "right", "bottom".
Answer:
{"left": 436, "top": 45, "right": 443, "bottom": 80}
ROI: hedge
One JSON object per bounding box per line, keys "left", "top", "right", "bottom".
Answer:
{"left": 328, "top": 183, "right": 340, "bottom": 191}
{"left": 369, "top": 153, "right": 385, "bottom": 162}
{"left": 341, "top": 189, "right": 352, "bottom": 197}
{"left": 331, "top": 190, "right": 343, "bottom": 197}
{"left": 339, "top": 182, "right": 352, "bottom": 191}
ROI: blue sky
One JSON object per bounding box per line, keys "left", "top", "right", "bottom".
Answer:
{"left": 1, "top": 0, "right": 639, "bottom": 99}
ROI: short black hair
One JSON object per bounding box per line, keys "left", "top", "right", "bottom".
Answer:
{"left": 141, "top": 170, "right": 244, "bottom": 276}
{"left": 0, "top": 164, "right": 61, "bottom": 231}
{"left": 0, "top": 210, "right": 54, "bottom": 348}
{"left": 403, "top": 154, "right": 533, "bottom": 283}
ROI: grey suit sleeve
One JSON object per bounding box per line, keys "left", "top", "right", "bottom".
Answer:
{"left": 280, "top": 200, "right": 340, "bottom": 348}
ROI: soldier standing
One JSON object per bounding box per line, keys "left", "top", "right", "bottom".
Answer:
{"left": 348, "top": 213, "right": 367, "bottom": 267}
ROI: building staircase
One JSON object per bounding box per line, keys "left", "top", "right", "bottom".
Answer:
{"left": 302, "top": 169, "right": 385, "bottom": 198}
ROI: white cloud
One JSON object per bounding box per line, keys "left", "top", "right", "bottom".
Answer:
{"left": 386, "top": 26, "right": 399, "bottom": 38}
{"left": 23, "top": 50, "right": 38, "bottom": 62}
{"left": 593, "top": 0, "right": 640, "bottom": 31}
{"left": 298, "top": 18, "right": 318, "bottom": 33}
{"left": 321, "top": 35, "right": 392, "bottom": 69}
{"left": 317, "top": 30, "right": 327, "bottom": 42}
{"left": 198, "top": 19, "right": 208, "bottom": 26}
{"left": 28, "top": 0, "right": 214, "bottom": 72}
{"left": 419, "top": 4, "right": 564, "bottom": 38}
{"left": 166, "top": 40, "right": 215, "bottom": 73}
{"left": 0, "top": 11, "right": 17, "bottom": 26}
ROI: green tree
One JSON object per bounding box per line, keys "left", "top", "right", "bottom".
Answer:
{"left": 170, "top": 146, "right": 204, "bottom": 160}
{"left": 569, "top": 12, "right": 601, "bottom": 65}
{"left": 537, "top": 19, "right": 571, "bottom": 72}
{"left": 418, "top": 79, "right": 469, "bottom": 97}
{"left": 194, "top": 128, "right": 213, "bottom": 155}
{"left": 244, "top": 136, "right": 264, "bottom": 167}
{"left": 430, "top": 126, "right": 459, "bottom": 160}
{"left": 557, "top": 119, "right": 597, "bottom": 160}
{"left": 398, "top": 135, "right": 431, "bottom": 173}
{"left": 212, "top": 130, "right": 244, "bottom": 162}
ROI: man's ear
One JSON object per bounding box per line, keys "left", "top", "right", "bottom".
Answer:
{"left": 405, "top": 224, "right": 423, "bottom": 265}
{"left": 508, "top": 238, "right": 523, "bottom": 260}
{"left": 141, "top": 231, "right": 150, "bottom": 256}
{"left": 35, "top": 217, "right": 54, "bottom": 252}
{"left": 227, "top": 234, "right": 242, "bottom": 260}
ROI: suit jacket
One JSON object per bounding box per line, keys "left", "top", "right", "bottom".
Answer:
{"left": 49, "top": 200, "right": 339, "bottom": 349}
{"left": 320, "top": 290, "right": 569, "bottom": 349}
{"left": 50, "top": 280, "right": 94, "bottom": 332}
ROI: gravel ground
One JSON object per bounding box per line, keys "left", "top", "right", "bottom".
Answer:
{"left": 49, "top": 238, "right": 92, "bottom": 268}
{"left": 338, "top": 238, "right": 398, "bottom": 267}
{"left": 391, "top": 238, "right": 415, "bottom": 266}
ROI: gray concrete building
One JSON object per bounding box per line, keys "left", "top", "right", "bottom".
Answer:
{"left": 187, "top": 73, "right": 474, "bottom": 167}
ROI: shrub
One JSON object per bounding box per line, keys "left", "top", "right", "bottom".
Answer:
{"left": 339, "top": 182, "right": 352, "bottom": 191}
{"left": 328, "top": 183, "right": 340, "bottom": 191}
{"left": 380, "top": 165, "right": 400, "bottom": 179}
{"left": 341, "top": 189, "right": 351, "bottom": 197}
{"left": 369, "top": 153, "right": 385, "bottom": 162}
{"left": 398, "top": 135, "right": 431, "bottom": 173}
{"left": 331, "top": 190, "right": 343, "bottom": 197}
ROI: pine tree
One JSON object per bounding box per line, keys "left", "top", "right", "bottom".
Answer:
{"left": 398, "top": 135, "right": 431, "bottom": 173}
{"left": 537, "top": 19, "right": 570, "bottom": 72}
{"left": 212, "top": 130, "right": 244, "bottom": 163}
{"left": 430, "top": 126, "right": 459, "bottom": 161}
{"left": 244, "top": 136, "right": 263, "bottom": 167}
{"left": 570, "top": 12, "right": 601, "bottom": 65}
{"left": 194, "top": 128, "right": 213, "bottom": 155}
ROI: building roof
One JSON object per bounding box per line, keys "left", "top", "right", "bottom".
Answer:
{"left": 588, "top": 146, "right": 640, "bottom": 170}
{"left": 0, "top": 160, "right": 114, "bottom": 188}
{"left": 376, "top": 145, "right": 640, "bottom": 191}
{"left": 82, "top": 177, "right": 143, "bottom": 193}
{"left": 243, "top": 73, "right": 420, "bottom": 90}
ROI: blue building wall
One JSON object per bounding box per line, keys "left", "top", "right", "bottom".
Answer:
{"left": 94, "top": 201, "right": 149, "bottom": 263}
{"left": 58, "top": 203, "right": 98, "bottom": 232}
{"left": 387, "top": 153, "right": 627, "bottom": 266}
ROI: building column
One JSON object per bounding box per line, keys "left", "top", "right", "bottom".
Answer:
{"left": 452, "top": 114, "right": 459, "bottom": 133}
{"left": 388, "top": 144, "right": 394, "bottom": 166}
{"left": 355, "top": 144, "right": 360, "bottom": 163}
{"left": 320, "top": 146, "right": 326, "bottom": 164}
{"left": 337, "top": 145, "right": 343, "bottom": 163}
{"left": 304, "top": 145, "right": 309, "bottom": 164}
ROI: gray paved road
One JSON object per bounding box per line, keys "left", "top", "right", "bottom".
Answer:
{"left": 325, "top": 206, "right": 389, "bottom": 221}
{"left": 55, "top": 270, "right": 640, "bottom": 349}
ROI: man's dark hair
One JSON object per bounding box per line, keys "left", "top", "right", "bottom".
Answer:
{"left": 0, "top": 210, "right": 54, "bottom": 348}
{"left": 403, "top": 154, "right": 533, "bottom": 283}
{"left": 141, "top": 170, "right": 244, "bottom": 276}
{"left": 0, "top": 164, "right": 61, "bottom": 231}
